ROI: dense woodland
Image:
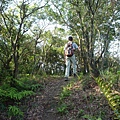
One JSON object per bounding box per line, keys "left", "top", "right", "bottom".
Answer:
{"left": 0, "top": 0, "right": 120, "bottom": 120}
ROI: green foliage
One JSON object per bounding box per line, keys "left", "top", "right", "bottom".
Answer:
{"left": 15, "top": 78, "right": 43, "bottom": 91}
{"left": 0, "top": 84, "right": 34, "bottom": 101}
{"left": 117, "top": 71, "right": 120, "bottom": 75}
{"left": 0, "top": 102, "right": 6, "bottom": 111}
{"left": 59, "top": 84, "right": 72, "bottom": 100}
{"left": 0, "top": 76, "right": 43, "bottom": 119}
{"left": 78, "top": 72, "right": 84, "bottom": 80}
{"left": 31, "top": 84, "right": 43, "bottom": 91}
{"left": 8, "top": 105, "right": 23, "bottom": 120}
{"left": 102, "top": 71, "right": 118, "bottom": 84}
{"left": 57, "top": 82, "right": 73, "bottom": 115}
{"left": 77, "top": 109, "right": 84, "bottom": 117}
{"left": 96, "top": 75, "right": 120, "bottom": 119}
{"left": 82, "top": 114, "right": 102, "bottom": 120}
{"left": 8, "top": 90, "right": 34, "bottom": 100}
{"left": 60, "top": 88, "right": 71, "bottom": 100}
{"left": 57, "top": 103, "right": 68, "bottom": 114}
{"left": 0, "top": 0, "right": 120, "bottom": 119}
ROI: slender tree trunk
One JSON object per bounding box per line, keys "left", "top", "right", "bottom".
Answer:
{"left": 13, "top": 51, "right": 19, "bottom": 78}
{"left": 89, "top": 17, "right": 100, "bottom": 77}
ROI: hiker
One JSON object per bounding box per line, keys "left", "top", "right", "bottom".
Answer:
{"left": 64, "top": 36, "right": 79, "bottom": 81}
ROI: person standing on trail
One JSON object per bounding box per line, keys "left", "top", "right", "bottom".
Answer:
{"left": 64, "top": 36, "right": 79, "bottom": 81}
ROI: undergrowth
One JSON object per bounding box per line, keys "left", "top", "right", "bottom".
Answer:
{"left": 95, "top": 71, "right": 120, "bottom": 120}
{"left": 0, "top": 75, "right": 43, "bottom": 120}
{"left": 57, "top": 72, "right": 120, "bottom": 120}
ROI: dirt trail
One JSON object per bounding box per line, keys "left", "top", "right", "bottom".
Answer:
{"left": 24, "top": 77, "right": 69, "bottom": 120}
{"left": 23, "top": 76, "right": 114, "bottom": 120}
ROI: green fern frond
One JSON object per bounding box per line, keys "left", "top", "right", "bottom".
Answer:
{"left": 8, "top": 105, "right": 23, "bottom": 117}
{"left": 95, "top": 77, "right": 120, "bottom": 119}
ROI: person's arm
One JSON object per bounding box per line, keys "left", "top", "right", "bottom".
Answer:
{"left": 73, "top": 43, "right": 79, "bottom": 51}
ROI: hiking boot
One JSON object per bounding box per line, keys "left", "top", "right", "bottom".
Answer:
{"left": 73, "top": 73, "right": 77, "bottom": 78}
{"left": 64, "top": 77, "right": 68, "bottom": 81}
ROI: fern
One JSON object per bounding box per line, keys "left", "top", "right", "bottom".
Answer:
{"left": 0, "top": 77, "right": 42, "bottom": 119}
{"left": 0, "top": 86, "right": 34, "bottom": 101}
{"left": 10, "top": 90, "right": 34, "bottom": 100}
{"left": 31, "top": 84, "right": 43, "bottom": 91}
{"left": 96, "top": 77, "right": 120, "bottom": 119}
{"left": 14, "top": 79, "right": 43, "bottom": 91}
{"left": 8, "top": 105, "right": 23, "bottom": 119}
{"left": 0, "top": 88, "right": 6, "bottom": 97}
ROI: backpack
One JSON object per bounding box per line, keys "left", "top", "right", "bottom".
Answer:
{"left": 65, "top": 42, "right": 74, "bottom": 57}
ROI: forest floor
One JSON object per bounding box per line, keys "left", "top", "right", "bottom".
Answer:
{"left": 22, "top": 76, "right": 115, "bottom": 120}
